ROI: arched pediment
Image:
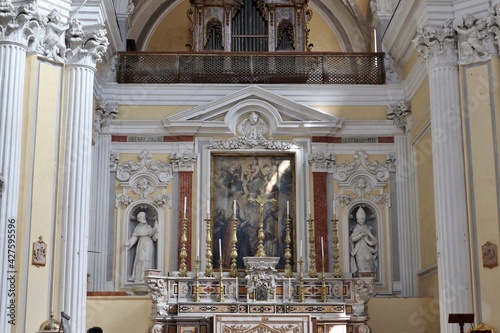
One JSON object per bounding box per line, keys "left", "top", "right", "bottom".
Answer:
{"left": 161, "top": 86, "right": 344, "bottom": 137}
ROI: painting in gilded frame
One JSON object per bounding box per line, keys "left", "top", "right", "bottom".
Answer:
{"left": 211, "top": 153, "right": 295, "bottom": 270}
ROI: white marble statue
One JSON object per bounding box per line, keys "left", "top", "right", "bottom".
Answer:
{"left": 453, "top": 14, "right": 488, "bottom": 62}
{"left": 350, "top": 207, "right": 378, "bottom": 275}
{"left": 125, "top": 212, "right": 158, "bottom": 282}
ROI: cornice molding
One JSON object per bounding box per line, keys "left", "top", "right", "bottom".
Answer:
{"left": 100, "top": 83, "right": 405, "bottom": 107}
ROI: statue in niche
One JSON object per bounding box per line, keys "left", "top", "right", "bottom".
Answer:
{"left": 125, "top": 211, "right": 158, "bottom": 282}
{"left": 237, "top": 111, "right": 269, "bottom": 141}
{"left": 350, "top": 206, "right": 378, "bottom": 276}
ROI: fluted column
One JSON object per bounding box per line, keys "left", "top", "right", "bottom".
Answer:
{"left": 57, "top": 21, "right": 108, "bottom": 332}
{"left": 387, "top": 102, "right": 418, "bottom": 297}
{"left": 88, "top": 134, "right": 112, "bottom": 291}
{"left": 413, "top": 23, "right": 473, "bottom": 332}
{"left": 0, "top": 3, "right": 40, "bottom": 331}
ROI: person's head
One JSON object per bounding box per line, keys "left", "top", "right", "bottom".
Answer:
{"left": 88, "top": 327, "right": 103, "bottom": 333}
{"left": 355, "top": 207, "right": 366, "bottom": 224}
{"left": 250, "top": 111, "right": 259, "bottom": 123}
{"left": 137, "top": 212, "right": 147, "bottom": 223}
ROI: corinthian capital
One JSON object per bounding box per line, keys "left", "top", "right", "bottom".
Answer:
{"left": 94, "top": 99, "right": 119, "bottom": 133}
{"left": 413, "top": 20, "right": 458, "bottom": 68}
{"left": 65, "top": 19, "right": 108, "bottom": 67}
{"left": 0, "top": 1, "right": 42, "bottom": 47}
{"left": 387, "top": 101, "right": 411, "bottom": 134}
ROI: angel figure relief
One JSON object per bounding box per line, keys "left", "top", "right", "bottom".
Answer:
{"left": 453, "top": 14, "right": 489, "bottom": 63}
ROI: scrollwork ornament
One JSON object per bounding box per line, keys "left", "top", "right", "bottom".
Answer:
{"left": 308, "top": 152, "right": 335, "bottom": 172}
{"left": 110, "top": 151, "right": 120, "bottom": 172}
{"left": 145, "top": 278, "right": 167, "bottom": 303}
{"left": 154, "top": 194, "right": 170, "bottom": 207}
{"left": 65, "top": 19, "right": 109, "bottom": 67}
{"left": 94, "top": 99, "right": 119, "bottom": 132}
{"left": 387, "top": 101, "right": 411, "bottom": 134}
{"left": 357, "top": 324, "right": 371, "bottom": 333}
{"left": 0, "top": 1, "right": 42, "bottom": 46}
{"left": 386, "top": 152, "right": 396, "bottom": 173}
{"left": 151, "top": 323, "right": 164, "bottom": 333}
{"left": 116, "top": 150, "right": 172, "bottom": 184}
{"left": 413, "top": 20, "right": 458, "bottom": 68}
{"left": 333, "top": 150, "right": 390, "bottom": 183}
{"left": 353, "top": 278, "right": 375, "bottom": 304}
{"left": 487, "top": 5, "right": 500, "bottom": 52}
{"left": 171, "top": 151, "right": 197, "bottom": 172}
{"left": 335, "top": 193, "right": 352, "bottom": 207}
{"left": 116, "top": 193, "right": 133, "bottom": 207}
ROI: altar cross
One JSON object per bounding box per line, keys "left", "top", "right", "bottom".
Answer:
{"left": 248, "top": 187, "right": 277, "bottom": 257}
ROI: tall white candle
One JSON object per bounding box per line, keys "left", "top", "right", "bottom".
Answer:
{"left": 300, "top": 240, "right": 303, "bottom": 257}
{"left": 183, "top": 197, "right": 187, "bottom": 217}
{"left": 333, "top": 200, "right": 336, "bottom": 216}
{"left": 321, "top": 237, "right": 324, "bottom": 258}
{"left": 307, "top": 200, "right": 311, "bottom": 215}
{"left": 219, "top": 239, "right": 222, "bottom": 260}
{"left": 207, "top": 199, "right": 210, "bottom": 216}
{"left": 234, "top": 200, "right": 237, "bottom": 215}
{"left": 287, "top": 201, "right": 289, "bottom": 216}
{"left": 197, "top": 238, "right": 200, "bottom": 257}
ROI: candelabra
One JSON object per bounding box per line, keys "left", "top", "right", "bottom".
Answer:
{"left": 332, "top": 213, "right": 342, "bottom": 278}
{"left": 321, "top": 257, "right": 327, "bottom": 302}
{"left": 218, "top": 260, "right": 225, "bottom": 302}
{"left": 178, "top": 216, "right": 188, "bottom": 277}
{"left": 298, "top": 256, "right": 305, "bottom": 302}
{"left": 194, "top": 256, "right": 201, "bottom": 302}
{"left": 204, "top": 214, "right": 215, "bottom": 277}
{"left": 283, "top": 215, "right": 292, "bottom": 277}
{"left": 307, "top": 215, "right": 318, "bottom": 278}
{"left": 229, "top": 216, "right": 238, "bottom": 277}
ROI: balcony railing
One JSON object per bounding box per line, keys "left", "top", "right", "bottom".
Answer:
{"left": 116, "top": 52, "right": 385, "bottom": 85}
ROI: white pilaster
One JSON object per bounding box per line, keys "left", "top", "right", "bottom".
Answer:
{"left": 388, "top": 102, "right": 419, "bottom": 297}
{"left": 0, "top": 3, "right": 40, "bottom": 331}
{"left": 88, "top": 134, "right": 112, "bottom": 291}
{"left": 414, "top": 23, "right": 473, "bottom": 333}
{"left": 56, "top": 21, "right": 108, "bottom": 332}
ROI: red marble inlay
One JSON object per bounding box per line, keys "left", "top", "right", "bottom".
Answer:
{"left": 378, "top": 136, "right": 394, "bottom": 143}
{"left": 313, "top": 172, "right": 329, "bottom": 271}
{"left": 164, "top": 136, "right": 195, "bottom": 142}
{"left": 111, "top": 135, "right": 127, "bottom": 142}
{"left": 311, "top": 137, "right": 342, "bottom": 143}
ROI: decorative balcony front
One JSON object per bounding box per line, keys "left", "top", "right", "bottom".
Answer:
{"left": 116, "top": 52, "right": 385, "bottom": 85}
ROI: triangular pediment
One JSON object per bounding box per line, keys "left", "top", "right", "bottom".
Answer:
{"left": 162, "top": 86, "right": 344, "bottom": 137}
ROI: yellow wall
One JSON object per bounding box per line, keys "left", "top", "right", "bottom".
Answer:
{"left": 369, "top": 297, "right": 440, "bottom": 333}
{"left": 146, "top": 0, "right": 192, "bottom": 52}
{"left": 461, "top": 60, "right": 500, "bottom": 329}
{"left": 17, "top": 57, "right": 63, "bottom": 333}
{"left": 307, "top": 9, "right": 342, "bottom": 52}
{"left": 87, "top": 297, "right": 151, "bottom": 332}
{"left": 404, "top": 51, "right": 419, "bottom": 80}
{"left": 310, "top": 106, "right": 388, "bottom": 120}
{"left": 118, "top": 105, "right": 193, "bottom": 120}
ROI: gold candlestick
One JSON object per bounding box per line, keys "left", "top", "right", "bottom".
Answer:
{"left": 307, "top": 215, "right": 318, "bottom": 278}
{"left": 194, "top": 256, "right": 201, "bottom": 302}
{"left": 229, "top": 216, "right": 238, "bottom": 277}
{"left": 283, "top": 215, "right": 292, "bottom": 277}
{"left": 332, "top": 213, "right": 342, "bottom": 278}
{"left": 298, "top": 257, "right": 305, "bottom": 302}
{"left": 218, "top": 260, "right": 225, "bottom": 302}
{"left": 321, "top": 257, "right": 327, "bottom": 302}
{"left": 204, "top": 214, "right": 215, "bottom": 277}
{"left": 178, "top": 216, "right": 188, "bottom": 277}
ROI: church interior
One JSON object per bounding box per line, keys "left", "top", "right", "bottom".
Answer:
{"left": 1, "top": 0, "right": 500, "bottom": 332}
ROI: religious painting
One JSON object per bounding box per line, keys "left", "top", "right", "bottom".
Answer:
{"left": 211, "top": 153, "right": 295, "bottom": 270}
{"left": 482, "top": 241, "right": 498, "bottom": 269}
{"left": 32, "top": 236, "right": 47, "bottom": 267}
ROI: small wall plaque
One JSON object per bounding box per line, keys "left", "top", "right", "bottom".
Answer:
{"left": 32, "top": 236, "right": 47, "bottom": 267}
{"left": 482, "top": 241, "right": 498, "bottom": 269}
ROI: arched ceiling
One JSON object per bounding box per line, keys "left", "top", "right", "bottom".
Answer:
{"left": 126, "top": 0, "right": 373, "bottom": 52}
